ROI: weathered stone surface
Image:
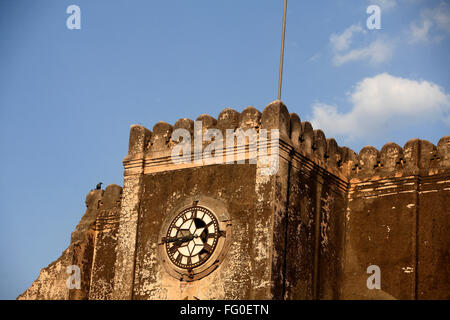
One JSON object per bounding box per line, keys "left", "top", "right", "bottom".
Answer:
{"left": 113, "top": 175, "right": 143, "bottom": 300}
{"left": 174, "top": 118, "right": 194, "bottom": 133}
{"left": 417, "top": 174, "right": 450, "bottom": 299}
{"left": 217, "top": 108, "right": 240, "bottom": 132}
{"left": 20, "top": 102, "right": 450, "bottom": 300}
{"left": 343, "top": 178, "right": 419, "bottom": 300}
{"left": 133, "top": 164, "right": 258, "bottom": 299}
{"left": 261, "top": 100, "right": 290, "bottom": 141}
{"left": 379, "top": 142, "right": 403, "bottom": 172}
{"left": 148, "top": 122, "right": 173, "bottom": 157}
{"left": 300, "top": 121, "right": 314, "bottom": 157}
{"left": 284, "top": 163, "right": 315, "bottom": 300}
{"left": 196, "top": 114, "right": 217, "bottom": 130}
{"left": 312, "top": 129, "right": 327, "bottom": 165}
{"left": 239, "top": 106, "right": 261, "bottom": 129}
{"left": 18, "top": 188, "right": 116, "bottom": 300}
{"left": 17, "top": 247, "right": 73, "bottom": 300}
{"left": 289, "top": 113, "right": 302, "bottom": 149}
{"left": 128, "top": 125, "right": 151, "bottom": 157}
{"left": 89, "top": 184, "right": 122, "bottom": 300}
{"left": 437, "top": 136, "right": 450, "bottom": 167}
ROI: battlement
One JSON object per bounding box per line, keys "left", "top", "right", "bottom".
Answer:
{"left": 20, "top": 101, "right": 449, "bottom": 300}
{"left": 124, "top": 100, "right": 450, "bottom": 181}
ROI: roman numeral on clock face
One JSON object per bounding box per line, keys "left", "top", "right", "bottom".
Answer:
{"left": 203, "top": 243, "right": 212, "bottom": 252}
{"left": 169, "top": 244, "right": 178, "bottom": 254}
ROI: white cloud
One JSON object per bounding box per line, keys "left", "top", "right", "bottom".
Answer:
{"left": 424, "top": 2, "right": 450, "bottom": 34}
{"left": 409, "top": 19, "right": 433, "bottom": 43}
{"left": 310, "top": 73, "right": 450, "bottom": 141}
{"left": 368, "top": 0, "right": 397, "bottom": 10}
{"left": 330, "top": 24, "right": 365, "bottom": 52}
{"left": 369, "top": 0, "right": 425, "bottom": 10}
{"left": 308, "top": 53, "right": 321, "bottom": 62}
{"left": 332, "top": 39, "right": 394, "bottom": 66}
{"left": 329, "top": 24, "right": 394, "bottom": 66}
{"left": 408, "top": 2, "right": 450, "bottom": 43}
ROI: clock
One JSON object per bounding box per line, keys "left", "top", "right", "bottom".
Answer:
{"left": 158, "top": 197, "right": 231, "bottom": 281}
{"left": 163, "top": 206, "right": 220, "bottom": 269}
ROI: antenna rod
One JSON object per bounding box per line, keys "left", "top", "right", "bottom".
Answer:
{"left": 278, "top": 0, "right": 287, "bottom": 101}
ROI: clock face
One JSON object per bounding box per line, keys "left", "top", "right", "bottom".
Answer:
{"left": 164, "top": 206, "right": 220, "bottom": 269}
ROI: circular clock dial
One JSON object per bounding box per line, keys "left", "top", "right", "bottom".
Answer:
{"left": 165, "top": 206, "right": 219, "bottom": 269}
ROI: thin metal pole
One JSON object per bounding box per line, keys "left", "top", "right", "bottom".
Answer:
{"left": 278, "top": 0, "right": 287, "bottom": 101}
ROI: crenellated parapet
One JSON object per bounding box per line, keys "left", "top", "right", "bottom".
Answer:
{"left": 123, "top": 100, "right": 449, "bottom": 182}
{"left": 20, "top": 100, "right": 449, "bottom": 301}
{"left": 349, "top": 137, "right": 450, "bottom": 182}
{"left": 109, "top": 110, "right": 450, "bottom": 300}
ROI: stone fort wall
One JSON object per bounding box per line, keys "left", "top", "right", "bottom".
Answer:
{"left": 19, "top": 101, "right": 449, "bottom": 300}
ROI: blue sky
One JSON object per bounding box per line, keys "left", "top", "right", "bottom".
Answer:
{"left": 0, "top": 0, "right": 449, "bottom": 299}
